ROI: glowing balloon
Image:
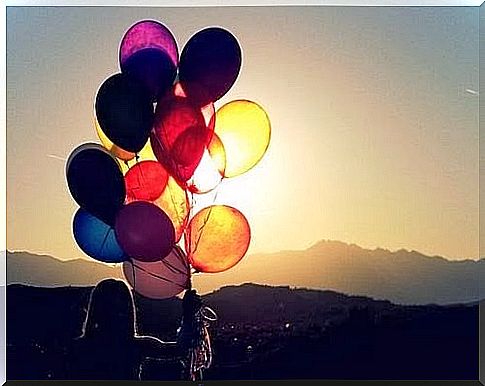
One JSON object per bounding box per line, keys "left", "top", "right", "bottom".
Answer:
{"left": 179, "top": 27, "right": 242, "bottom": 107}
{"left": 186, "top": 133, "right": 226, "bottom": 194}
{"left": 215, "top": 100, "right": 271, "bottom": 178}
{"left": 95, "top": 118, "right": 136, "bottom": 161}
{"left": 66, "top": 143, "right": 125, "bottom": 225}
{"left": 115, "top": 201, "right": 175, "bottom": 262}
{"left": 125, "top": 160, "right": 168, "bottom": 202}
{"left": 185, "top": 205, "right": 250, "bottom": 273}
{"left": 123, "top": 246, "right": 190, "bottom": 299}
{"left": 151, "top": 93, "right": 212, "bottom": 183}
{"left": 95, "top": 73, "right": 154, "bottom": 153}
{"left": 119, "top": 20, "right": 178, "bottom": 101}
{"left": 73, "top": 208, "right": 127, "bottom": 263}
{"left": 153, "top": 176, "right": 190, "bottom": 242}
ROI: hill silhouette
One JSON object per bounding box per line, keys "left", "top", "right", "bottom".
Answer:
{"left": 6, "top": 283, "right": 477, "bottom": 380}
{"left": 7, "top": 240, "right": 484, "bottom": 304}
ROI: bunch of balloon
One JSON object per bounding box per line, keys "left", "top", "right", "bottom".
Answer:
{"left": 66, "top": 19, "right": 271, "bottom": 379}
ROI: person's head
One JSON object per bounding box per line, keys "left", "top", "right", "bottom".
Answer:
{"left": 81, "top": 279, "right": 136, "bottom": 340}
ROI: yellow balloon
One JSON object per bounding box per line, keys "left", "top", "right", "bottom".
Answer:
{"left": 215, "top": 100, "right": 271, "bottom": 178}
{"left": 95, "top": 118, "right": 136, "bottom": 162}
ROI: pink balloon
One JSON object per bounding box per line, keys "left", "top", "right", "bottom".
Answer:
{"left": 123, "top": 246, "right": 190, "bottom": 299}
{"left": 115, "top": 201, "right": 175, "bottom": 262}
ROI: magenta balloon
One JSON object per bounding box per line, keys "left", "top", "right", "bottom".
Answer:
{"left": 123, "top": 246, "right": 190, "bottom": 299}
{"left": 115, "top": 201, "right": 175, "bottom": 262}
{"left": 119, "top": 20, "right": 178, "bottom": 68}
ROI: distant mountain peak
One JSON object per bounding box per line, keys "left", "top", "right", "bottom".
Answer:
{"left": 308, "top": 239, "right": 366, "bottom": 251}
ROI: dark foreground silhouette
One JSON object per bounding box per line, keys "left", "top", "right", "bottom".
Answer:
{"left": 7, "top": 283, "right": 479, "bottom": 380}
{"left": 65, "top": 279, "right": 179, "bottom": 380}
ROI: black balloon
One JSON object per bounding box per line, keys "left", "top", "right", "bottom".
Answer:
{"left": 95, "top": 73, "right": 154, "bottom": 153}
{"left": 179, "top": 28, "right": 242, "bottom": 107}
{"left": 121, "top": 48, "right": 177, "bottom": 102}
{"left": 66, "top": 143, "right": 126, "bottom": 226}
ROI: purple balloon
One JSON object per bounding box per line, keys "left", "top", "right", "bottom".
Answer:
{"left": 119, "top": 20, "right": 178, "bottom": 69}
{"left": 119, "top": 20, "right": 179, "bottom": 101}
{"left": 115, "top": 201, "right": 175, "bottom": 262}
{"left": 179, "top": 27, "right": 242, "bottom": 107}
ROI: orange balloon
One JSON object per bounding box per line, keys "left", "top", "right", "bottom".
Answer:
{"left": 123, "top": 246, "right": 190, "bottom": 299}
{"left": 124, "top": 160, "right": 168, "bottom": 202}
{"left": 185, "top": 205, "right": 250, "bottom": 273}
{"left": 153, "top": 176, "right": 190, "bottom": 242}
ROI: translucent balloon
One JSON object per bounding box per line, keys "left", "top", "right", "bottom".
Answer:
{"left": 95, "top": 118, "right": 135, "bottom": 161}
{"left": 151, "top": 93, "right": 212, "bottom": 183}
{"left": 124, "top": 160, "right": 168, "bottom": 202}
{"left": 119, "top": 20, "right": 178, "bottom": 101}
{"left": 73, "top": 208, "right": 127, "bottom": 263}
{"left": 119, "top": 20, "right": 178, "bottom": 70}
{"left": 215, "top": 100, "right": 271, "bottom": 178}
{"left": 185, "top": 205, "right": 250, "bottom": 273}
{"left": 66, "top": 143, "right": 126, "bottom": 225}
{"left": 153, "top": 176, "right": 190, "bottom": 242}
{"left": 123, "top": 246, "right": 190, "bottom": 299}
{"left": 115, "top": 201, "right": 175, "bottom": 262}
{"left": 186, "top": 133, "right": 226, "bottom": 194}
{"left": 179, "top": 27, "right": 242, "bottom": 107}
{"left": 95, "top": 73, "right": 154, "bottom": 153}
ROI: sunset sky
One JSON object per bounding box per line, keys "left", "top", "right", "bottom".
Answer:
{"left": 6, "top": 6, "right": 479, "bottom": 261}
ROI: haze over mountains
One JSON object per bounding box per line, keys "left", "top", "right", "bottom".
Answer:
{"left": 7, "top": 240, "right": 484, "bottom": 305}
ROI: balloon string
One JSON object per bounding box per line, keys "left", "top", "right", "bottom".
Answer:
{"left": 161, "top": 258, "right": 187, "bottom": 276}
{"left": 152, "top": 129, "right": 189, "bottom": 231}
{"left": 167, "top": 178, "right": 182, "bottom": 227}
{"left": 191, "top": 185, "right": 220, "bottom": 256}
{"left": 174, "top": 246, "right": 190, "bottom": 270}
{"left": 135, "top": 153, "right": 145, "bottom": 194}
{"left": 131, "top": 261, "right": 187, "bottom": 289}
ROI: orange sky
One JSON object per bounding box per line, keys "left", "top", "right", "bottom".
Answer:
{"left": 6, "top": 6, "right": 480, "bottom": 261}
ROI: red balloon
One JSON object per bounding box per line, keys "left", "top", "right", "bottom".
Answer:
{"left": 115, "top": 201, "right": 175, "bottom": 262}
{"left": 151, "top": 87, "right": 214, "bottom": 184}
{"left": 124, "top": 160, "right": 168, "bottom": 202}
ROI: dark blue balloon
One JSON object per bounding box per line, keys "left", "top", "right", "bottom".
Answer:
{"left": 73, "top": 208, "right": 127, "bottom": 263}
{"left": 179, "top": 27, "right": 242, "bottom": 107}
{"left": 66, "top": 143, "right": 126, "bottom": 226}
{"left": 95, "top": 73, "right": 154, "bottom": 153}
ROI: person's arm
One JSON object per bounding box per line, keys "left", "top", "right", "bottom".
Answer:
{"left": 136, "top": 335, "right": 181, "bottom": 360}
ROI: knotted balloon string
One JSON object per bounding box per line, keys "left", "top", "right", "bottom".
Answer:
{"left": 180, "top": 298, "right": 217, "bottom": 381}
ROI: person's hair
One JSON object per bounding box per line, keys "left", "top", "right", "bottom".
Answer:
{"left": 80, "top": 279, "right": 137, "bottom": 341}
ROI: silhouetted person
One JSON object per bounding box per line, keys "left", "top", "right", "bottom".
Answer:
{"left": 65, "top": 279, "right": 179, "bottom": 380}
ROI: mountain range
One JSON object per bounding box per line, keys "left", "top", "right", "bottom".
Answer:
{"left": 7, "top": 240, "right": 484, "bottom": 305}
